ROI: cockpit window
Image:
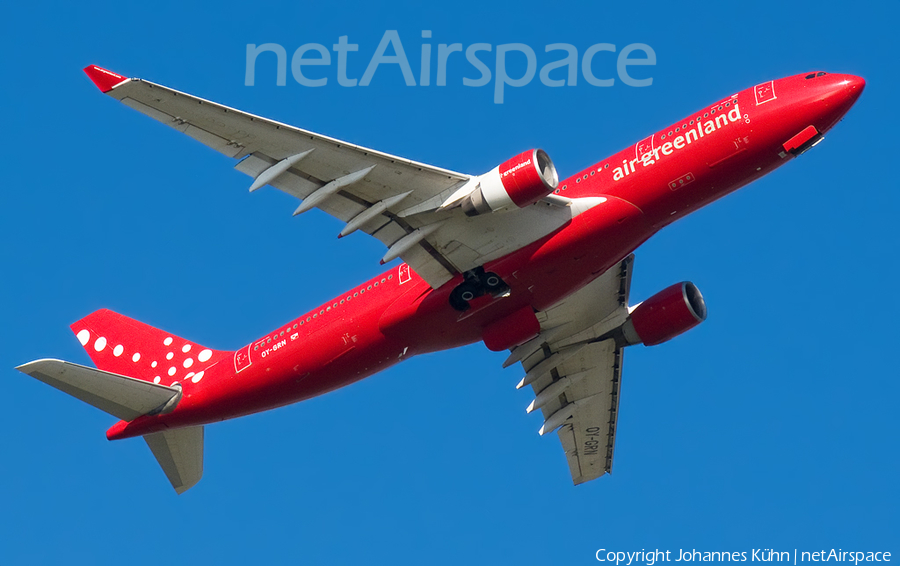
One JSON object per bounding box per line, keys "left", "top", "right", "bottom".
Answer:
{"left": 805, "top": 71, "right": 828, "bottom": 79}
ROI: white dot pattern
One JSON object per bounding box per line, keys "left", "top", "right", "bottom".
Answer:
{"left": 74, "top": 324, "right": 217, "bottom": 387}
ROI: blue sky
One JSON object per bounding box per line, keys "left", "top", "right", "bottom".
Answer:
{"left": 2, "top": 1, "right": 897, "bottom": 564}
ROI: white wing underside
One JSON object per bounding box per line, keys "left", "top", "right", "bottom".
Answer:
{"left": 100, "top": 74, "right": 599, "bottom": 288}
{"left": 508, "top": 255, "right": 634, "bottom": 484}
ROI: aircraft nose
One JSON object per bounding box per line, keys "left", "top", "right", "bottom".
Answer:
{"left": 832, "top": 74, "right": 866, "bottom": 123}
{"left": 841, "top": 74, "right": 866, "bottom": 105}
{"left": 812, "top": 73, "right": 865, "bottom": 133}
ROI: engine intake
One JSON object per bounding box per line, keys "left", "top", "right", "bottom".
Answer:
{"left": 622, "top": 282, "right": 707, "bottom": 346}
{"left": 461, "top": 149, "right": 559, "bottom": 216}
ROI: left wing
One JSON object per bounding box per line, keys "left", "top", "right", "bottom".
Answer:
{"left": 84, "top": 65, "right": 599, "bottom": 289}
{"left": 507, "top": 255, "right": 633, "bottom": 483}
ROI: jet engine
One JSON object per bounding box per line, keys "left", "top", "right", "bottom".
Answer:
{"left": 622, "top": 282, "right": 707, "bottom": 346}
{"left": 461, "top": 149, "right": 559, "bottom": 216}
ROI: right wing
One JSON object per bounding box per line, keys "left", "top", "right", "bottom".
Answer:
{"left": 84, "top": 65, "right": 603, "bottom": 289}
{"left": 507, "top": 255, "right": 634, "bottom": 484}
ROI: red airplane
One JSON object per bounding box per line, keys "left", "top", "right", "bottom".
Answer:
{"left": 17, "top": 66, "right": 864, "bottom": 493}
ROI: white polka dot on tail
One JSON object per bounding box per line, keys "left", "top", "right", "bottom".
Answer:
{"left": 76, "top": 329, "right": 90, "bottom": 346}
{"left": 153, "top": 376, "right": 161, "bottom": 384}
{"left": 191, "top": 371, "right": 204, "bottom": 383}
{"left": 182, "top": 344, "right": 191, "bottom": 353}
{"left": 166, "top": 352, "right": 174, "bottom": 360}
{"left": 168, "top": 367, "right": 176, "bottom": 376}
{"left": 164, "top": 337, "right": 173, "bottom": 346}
{"left": 113, "top": 345, "right": 124, "bottom": 357}
{"left": 198, "top": 349, "right": 213, "bottom": 363}
{"left": 151, "top": 361, "right": 158, "bottom": 368}
{"left": 183, "top": 358, "right": 193, "bottom": 369}
{"left": 132, "top": 353, "right": 141, "bottom": 362}
{"left": 94, "top": 337, "right": 107, "bottom": 352}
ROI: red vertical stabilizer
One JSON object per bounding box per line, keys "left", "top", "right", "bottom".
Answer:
{"left": 71, "top": 309, "right": 231, "bottom": 388}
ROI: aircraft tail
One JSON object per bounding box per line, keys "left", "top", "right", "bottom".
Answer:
{"left": 16, "top": 359, "right": 183, "bottom": 422}
{"left": 15, "top": 309, "right": 229, "bottom": 494}
{"left": 71, "top": 308, "right": 230, "bottom": 387}
{"left": 16, "top": 358, "right": 203, "bottom": 492}
{"left": 144, "top": 426, "right": 204, "bottom": 494}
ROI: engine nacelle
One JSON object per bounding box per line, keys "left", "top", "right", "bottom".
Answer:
{"left": 622, "top": 282, "right": 707, "bottom": 346}
{"left": 461, "top": 149, "right": 559, "bottom": 216}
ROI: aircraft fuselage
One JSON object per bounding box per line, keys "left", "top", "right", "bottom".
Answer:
{"left": 107, "top": 71, "right": 864, "bottom": 440}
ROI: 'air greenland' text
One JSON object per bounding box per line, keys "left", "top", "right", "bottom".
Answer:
{"left": 612, "top": 102, "right": 742, "bottom": 181}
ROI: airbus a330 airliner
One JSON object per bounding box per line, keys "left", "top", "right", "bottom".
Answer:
{"left": 17, "top": 66, "right": 864, "bottom": 493}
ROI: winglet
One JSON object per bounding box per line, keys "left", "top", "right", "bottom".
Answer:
{"left": 83, "top": 65, "right": 129, "bottom": 93}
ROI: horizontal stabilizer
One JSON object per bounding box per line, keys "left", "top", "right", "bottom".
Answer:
{"left": 144, "top": 426, "right": 204, "bottom": 494}
{"left": 16, "top": 359, "right": 181, "bottom": 421}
